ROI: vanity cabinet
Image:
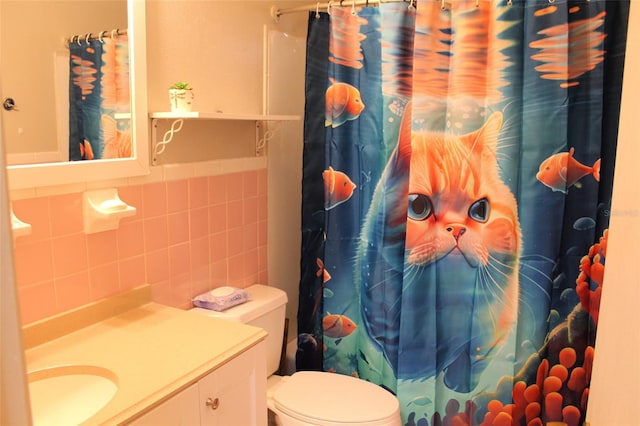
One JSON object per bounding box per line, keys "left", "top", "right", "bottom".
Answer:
{"left": 128, "top": 384, "right": 200, "bottom": 425}
{"left": 128, "top": 341, "right": 267, "bottom": 426}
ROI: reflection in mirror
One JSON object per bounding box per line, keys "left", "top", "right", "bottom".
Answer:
{"left": 2, "top": 0, "right": 148, "bottom": 190}
{"left": 67, "top": 28, "right": 132, "bottom": 162}
{"left": 1, "top": 1, "right": 128, "bottom": 164}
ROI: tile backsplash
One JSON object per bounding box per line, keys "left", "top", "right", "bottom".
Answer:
{"left": 11, "top": 166, "right": 268, "bottom": 325}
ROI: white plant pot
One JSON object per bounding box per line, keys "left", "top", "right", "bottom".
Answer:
{"left": 169, "top": 89, "right": 194, "bottom": 112}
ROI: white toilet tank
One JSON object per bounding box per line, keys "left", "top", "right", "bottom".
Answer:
{"left": 190, "top": 284, "right": 288, "bottom": 376}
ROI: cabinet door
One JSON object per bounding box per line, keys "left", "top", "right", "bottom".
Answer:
{"left": 199, "top": 342, "right": 267, "bottom": 426}
{"left": 128, "top": 383, "right": 200, "bottom": 426}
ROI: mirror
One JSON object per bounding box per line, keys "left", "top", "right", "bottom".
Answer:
{"left": 1, "top": 0, "right": 148, "bottom": 190}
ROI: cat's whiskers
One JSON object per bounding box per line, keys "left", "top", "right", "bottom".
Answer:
{"left": 360, "top": 261, "right": 409, "bottom": 315}
{"left": 478, "top": 263, "right": 512, "bottom": 307}
{"left": 481, "top": 255, "right": 555, "bottom": 338}
{"left": 362, "top": 264, "right": 403, "bottom": 293}
{"left": 472, "top": 265, "right": 514, "bottom": 350}
{"left": 515, "top": 262, "right": 553, "bottom": 302}
{"left": 481, "top": 256, "right": 518, "bottom": 311}
{"left": 406, "top": 242, "right": 442, "bottom": 266}
{"left": 469, "top": 241, "right": 490, "bottom": 265}
{"left": 401, "top": 262, "right": 423, "bottom": 291}
{"left": 494, "top": 140, "right": 520, "bottom": 164}
{"left": 484, "top": 254, "right": 517, "bottom": 282}
{"left": 518, "top": 260, "right": 555, "bottom": 283}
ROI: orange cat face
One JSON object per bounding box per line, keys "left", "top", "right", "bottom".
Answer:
{"left": 405, "top": 112, "right": 521, "bottom": 268}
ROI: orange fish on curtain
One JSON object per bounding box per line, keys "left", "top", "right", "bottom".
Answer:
{"left": 323, "top": 166, "right": 357, "bottom": 210}
{"left": 325, "top": 79, "right": 365, "bottom": 128}
{"left": 537, "top": 148, "right": 601, "bottom": 193}
{"left": 323, "top": 313, "right": 358, "bottom": 340}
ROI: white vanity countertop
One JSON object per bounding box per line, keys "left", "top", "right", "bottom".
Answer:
{"left": 23, "top": 287, "right": 267, "bottom": 425}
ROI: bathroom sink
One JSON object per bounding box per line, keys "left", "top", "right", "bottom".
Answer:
{"left": 28, "top": 365, "right": 118, "bottom": 426}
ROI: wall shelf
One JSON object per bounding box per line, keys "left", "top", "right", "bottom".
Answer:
{"left": 149, "top": 111, "right": 300, "bottom": 121}
{"left": 149, "top": 111, "right": 300, "bottom": 165}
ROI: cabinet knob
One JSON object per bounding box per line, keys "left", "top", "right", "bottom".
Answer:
{"left": 206, "top": 397, "right": 220, "bottom": 410}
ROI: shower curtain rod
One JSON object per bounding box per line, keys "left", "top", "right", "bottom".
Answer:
{"left": 65, "top": 28, "right": 128, "bottom": 47}
{"left": 272, "top": 0, "right": 586, "bottom": 18}
{"left": 271, "top": 0, "right": 414, "bottom": 19}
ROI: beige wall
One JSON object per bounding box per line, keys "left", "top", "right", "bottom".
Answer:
{"left": 145, "top": 0, "right": 306, "bottom": 115}
{"left": 143, "top": 1, "right": 307, "bottom": 339}
{"left": 586, "top": 3, "right": 640, "bottom": 425}
{"left": 145, "top": 1, "right": 306, "bottom": 165}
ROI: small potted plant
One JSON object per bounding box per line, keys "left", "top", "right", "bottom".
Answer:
{"left": 169, "top": 81, "right": 194, "bottom": 112}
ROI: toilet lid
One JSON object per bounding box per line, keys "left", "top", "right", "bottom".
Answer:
{"left": 273, "top": 371, "right": 400, "bottom": 425}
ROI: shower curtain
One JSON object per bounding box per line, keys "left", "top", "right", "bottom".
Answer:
{"left": 68, "top": 35, "right": 130, "bottom": 161}
{"left": 298, "top": 1, "right": 629, "bottom": 424}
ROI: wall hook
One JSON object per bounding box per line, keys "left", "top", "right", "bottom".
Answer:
{"left": 3, "top": 98, "right": 18, "bottom": 111}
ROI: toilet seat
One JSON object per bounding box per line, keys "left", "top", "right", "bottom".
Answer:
{"left": 272, "top": 371, "right": 400, "bottom": 426}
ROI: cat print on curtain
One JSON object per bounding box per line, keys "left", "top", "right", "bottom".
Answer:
{"left": 68, "top": 35, "right": 130, "bottom": 161}
{"left": 298, "top": 1, "right": 629, "bottom": 425}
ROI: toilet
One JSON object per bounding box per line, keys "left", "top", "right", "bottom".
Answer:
{"left": 190, "top": 284, "right": 401, "bottom": 426}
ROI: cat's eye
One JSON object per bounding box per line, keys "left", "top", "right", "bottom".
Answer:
{"left": 408, "top": 194, "right": 433, "bottom": 221}
{"left": 469, "top": 198, "right": 490, "bottom": 222}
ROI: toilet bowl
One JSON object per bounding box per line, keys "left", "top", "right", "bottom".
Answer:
{"left": 267, "top": 371, "right": 400, "bottom": 426}
{"left": 190, "top": 284, "right": 401, "bottom": 426}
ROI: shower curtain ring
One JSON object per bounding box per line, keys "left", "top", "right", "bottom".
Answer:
{"left": 328, "top": 1, "right": 333, "bottom": 15}
{"left": 351, "top": 0, "right": 356, "bottom": 15}
{"left": 98, "top": 30, "right": 107, "bottom": 43}
{"left": 441, "top": 0, "right": 446, "bottom": 10}
{"left": 315, "top": 2, "right": 321, "bottom": 18}
{"left": 507, "top": 0, "right": 512, "bottom": 5}
{"left": 85, "top": 33, "right": 92, "bottom": 44}
{"left": 76, "top": 35, "right": 82, "bottom": 46}
{"left": 111, "top": 29, "right": 118, "bottom": 39}
{"left": 475, "top": 0, "right": 479, "bottom": 7}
